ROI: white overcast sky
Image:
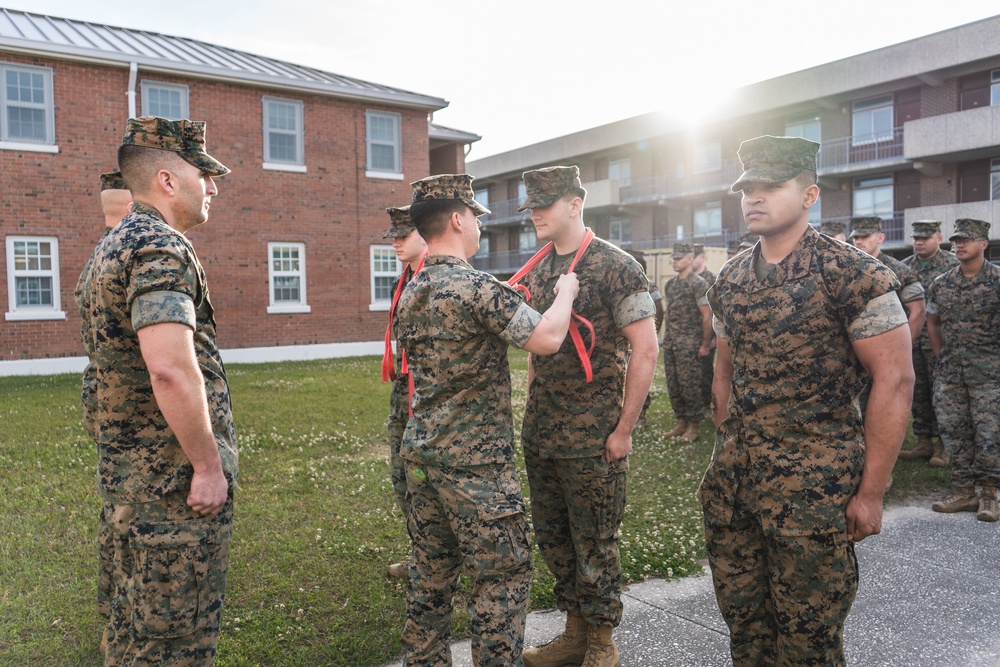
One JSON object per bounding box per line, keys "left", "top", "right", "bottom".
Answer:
{"left": 10, "top": 1, "right": 1000, "bottom": 159}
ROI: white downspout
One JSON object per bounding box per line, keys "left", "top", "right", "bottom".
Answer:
{"left": 126, "top": 62, "right": 137, "bottom": 118}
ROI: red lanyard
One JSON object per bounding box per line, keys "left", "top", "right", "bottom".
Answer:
{"left": 381, "top": 255, "right": 426, "bottom": 382}
{"left": 507, "top": 228, "right": 596, "bottom": 382}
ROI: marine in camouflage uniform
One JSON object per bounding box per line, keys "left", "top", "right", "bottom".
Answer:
{"left": 76, "top": 117, "right": 236, "bottom": 667}
{"left": 899, "top": 220, "right": 959, "bottom": 463}
{"left": 382, "top": 205, "right": 425, "bottom": 579}
{"left": 517, "top": 167, "right": 658, "bottom": 667}
{"left": 849, "top": 217, "right": 926, "bottom": 415}
{"left": 926, "top": 218, "right": 1000, "bottom": 522}
{"left": 701, "top": 136, "right": 912, "bottom": 666}
{"left": 396, "top": 174, "right": 579, "bottom": 667}
{"left": 662, "top": 242, "right": 712, "bottom": 441}
{"left": 692, "top": 243, "right": 717, "bottom": 418}
{"left": 78, "top": 170, "right": 133, "bottom": 653}
{"left": 820, "top": 219, "right": 847, "bottom": 242}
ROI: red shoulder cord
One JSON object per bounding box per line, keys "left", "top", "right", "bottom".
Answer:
{"left": 507, "top": 228, "right": 597, "bottom": 382}
{"left": 381, "top": 254, "right": 426, "bottom": 382}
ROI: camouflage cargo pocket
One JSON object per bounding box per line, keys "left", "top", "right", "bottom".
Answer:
{"left": 476, "top": 501, "right": 532, "bottom": 575}
{"left": 129, "top": 520, "right": 218, "bottom": 639}
{"left": 596, "top": 457, "right": 627, "bottom": 541}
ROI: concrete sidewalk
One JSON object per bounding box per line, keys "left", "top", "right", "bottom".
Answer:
{"left": 383, "top": 502, "right": 1000, "bottom": 666}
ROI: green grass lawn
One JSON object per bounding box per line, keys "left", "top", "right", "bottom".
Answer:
{"left": 0, "top": 352, "right": 949, "bottom": 666}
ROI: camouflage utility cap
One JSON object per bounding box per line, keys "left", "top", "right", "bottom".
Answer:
{"left": 382, "top": 204, "right": 414, "bottom": 239}
{"left": 121, "top": 116, "right": 230, "bottom": 176}
{"left": 100, "top": 171, "right": 127, "bottom": 191}
{"left": 738, "top": 232, "right": 759, "bottom": 249}
{"left": 410, "top": 174, "right": 490, "bottom": 216}
{"left": 950, "top": 218, "right": 990, "bottom": 241}
{"left": 849, "top": 216, "right": 884, "bottom": 238}
{"left": 692, "top": 243, "right": 705, "bottom": 256}
{"left": 820, "top": 220, "right": 846, "bottom": 237}
{"left": 911, "top": 220, "right": 942, "bottom": 238}
{"left": 726, "top": 238, "right": 741, "bottom": 254}
{"left": 731, "top": 135, "right": 819, "bottom": 193}
{"left": 518, "top": 165, "right": 587, "bottom": 212}
{"left": 673, "top": 242, "right": 694, "bottom": 255}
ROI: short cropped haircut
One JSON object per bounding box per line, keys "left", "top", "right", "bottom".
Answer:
{"left": 409, "top": 199, "right": 469, "bottom": 241}
{"left": 562, "top": 187, "right": 587, "bottom": 204}
{"left": 118, "top": 145, "right": 188, "bottom": 195}
{"left": 795, "top": 171, "right": 818, "bottom": 188}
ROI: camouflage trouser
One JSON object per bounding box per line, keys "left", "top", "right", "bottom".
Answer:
{"left": 102, "top": 490, "right": 234, "bottom": 667}
{"left": 98, "top": 506, "right": 114, "bottom": 620}
{"left": 664, "top": 345, "right": 704, "bottom": 421}
{"left": 934, "top": 376, "right": 1000, "bottom": 488}
{"left": 388, "top": 374, "right": 410, "bottom": 513}
{"left": 402, "top": 461, "right": 532, "bottom": 667}
{"left": 705, "top": 508, "right": 857, "bottom": 667}
{"left": 523, "top": 451, "right": 627, "bottom": 627}
{"left": 700, "top": 346, "right": 716, "bottom": 410}
{"left": 911, "top": 344, "right": 939, "bottom": 436}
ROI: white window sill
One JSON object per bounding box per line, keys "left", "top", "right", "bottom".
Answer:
{"left": 263, "top": 162, "right": 307, "bottom": 173}
{"left": 5, "top": 309, "right": 66, "bottom": 321}
{"left": 267, "top": 304, "right": 311, "bottom": 314}
{"left": 369, "top": 302, "right": 391, "bottom": 312}
{"left": 366, "top": 170, "right": 404, "bottom": 181}
{"left": 0, "top": 141, "right": 59, "bottom": 154}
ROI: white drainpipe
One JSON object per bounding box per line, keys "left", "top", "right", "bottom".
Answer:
{"left": 126, "top": 62, "right": 138, "bottom": 118}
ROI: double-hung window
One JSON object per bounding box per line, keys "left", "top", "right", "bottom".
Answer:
{"left": 1, "top": 63, "right": 56, "bottom": 150}
{"left": 263, "top": 97, "right": 305, "bottom": 171}
{"left": 141, "top": 81, "right": 189, "bottom": 120}
{"left": 366, "top": 110, "right": 402, "bottom": 178}
{"left": 6, "top": 236, "right": 64, "bottom": 320}
{"left": 370, "top": 245, "right": 401, "bottom": 310}
{"left": 267, "top": 242, "right": 310, "bottom": 314}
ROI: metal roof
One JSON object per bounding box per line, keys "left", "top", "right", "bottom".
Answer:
{"left": 0, "top": 7, "right": 448, "bottom": 111}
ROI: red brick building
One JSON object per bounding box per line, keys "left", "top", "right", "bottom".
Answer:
{"left": 0, "top": 8, "right": 478, "bottom": 375}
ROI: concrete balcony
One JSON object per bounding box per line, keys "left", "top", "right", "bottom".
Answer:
{"left": 904, "top": 200, "right": 1000, "bottom": 240}
{"left": 479, "top": 198, "right": 530, "bottom": 228}
{"left": 816, "top": 128, "right": 908, "bottom": 179}
{"left": 620, "top": 159, "right": 742, "bottom": 204}
{"left": 904, "top": 106, "right": 1000, "bottom": 161}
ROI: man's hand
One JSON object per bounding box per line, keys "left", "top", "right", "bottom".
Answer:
{"left": 845, "top": 490, "right": 883, "bottom": 542}
{"left": 188, "top": 467, "right": 229, "bottom": 516}
{"left": 553, "top": 272, "right": 579, "bottom": 299}
{"left": 605, "top": 428, "right": 632, "bottom": 463}
{"left": 698, "top": 342, "right": 710, "bottom": 358}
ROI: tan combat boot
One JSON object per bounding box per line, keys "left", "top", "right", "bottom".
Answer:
{"left": 928, "top": 439, "right": 950, "bottom": 468}
{"left": 581, "top": 625, "right": 620, "bottom": 667}
{"left": 665, "top": 419, "right": 688, "bottom": 438}
{"left": 523, "top": 612, "right": 588, "bottom": 667}
{"left": 678, "top": 421, "right": 700, "bottom": 442}
{"left": 931, "top": 485, "right": 978, "bottom": 513}
{"left": 386, "top": 560, "right": 409, "bottom": 579}
{"left": 977, "top": 486, "right": 999, "bottom": 522}
{"left": 897, "top": 435, "right": 934, "bottom": 461}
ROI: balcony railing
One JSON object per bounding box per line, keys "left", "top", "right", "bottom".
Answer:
{"left": 818, "top": 128, "right": 905, "bottom": 171}
{"left": 478, "top": 198, "right": 530, "bottom": 227}
{"left": 823, "top": 211, "right": 905, "bottom": 243}
{"left": 620, "top": 158, "right": 743, "bottom": 204}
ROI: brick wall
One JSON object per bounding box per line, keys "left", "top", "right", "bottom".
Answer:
{"left": 0, "top": 53, "right": 458, "bottom": 361}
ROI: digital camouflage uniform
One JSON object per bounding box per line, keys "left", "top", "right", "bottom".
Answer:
{"left": 521, "top": 234, "right": 655, "bottom": 628}
{"left": 926, "top": 226, "right": 1000, "bottom": 490}
{"left": 901, "top": 227, "right": 959, "bottom": 438}
{"left": 76, "top": 118, "right": 235, "bottom": 667}
{"left": 662, "top": 258, "right": 710, "bottom": 423}
{"left": 396, "top": 175, "right": 537, "bottom": 667}
{"left": 695, "top": 258, "right": 717, "bottom": 412}
{"left": 702, "top": 136, "right": 906, "bottom": 667}
{"left": 856, "top": 246, "right": 924, "bottom": 413}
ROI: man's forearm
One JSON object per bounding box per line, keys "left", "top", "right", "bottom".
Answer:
{"left": 860, "top": 369, "right": 913, "bottom": 497}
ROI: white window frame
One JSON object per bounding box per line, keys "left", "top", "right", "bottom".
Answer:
{"left": 140, "top": 81, "right": 189, "bottom": 120}
{"left": 853, "top": 175, "right": 894, "bottom": 218}
{"left": 785, "top": 112, "right": 821, "bottom": 143}
{"left": 370, "top": 245, "right": 402, "bottom": 311}
{"left": 608, "top": 158, "right": 632, "bottom": 186}
{"left": 0, "top": 62, "right": 57, "bottom": 152}
{"left": 519, "top": 226, "right": 537, "bottom": 252}
{"left": 262, "top": 96, "right": 305, "bottom": 171}
{"left": 365, "top": 110, "right": 402, "bottom": 179}
{"left": 852, "top": 96, "right": 894, "bottom": 145}
{"left": 992, "top": 70, "right": 1000, "bottom": 107}
{"left": 608, "top": 217, "right": 632, "bottom": 246}
{"left": 266, "top": 242, "right": 310, "bottom": 314}
{"left": 693, "top": 141, "right": 721, "bottom": 174}
{"left": 5, "top": 235, "right": 65, "bottom": 321}
{"left": 693, "top": 201, "right": 722, "bottom": 236}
